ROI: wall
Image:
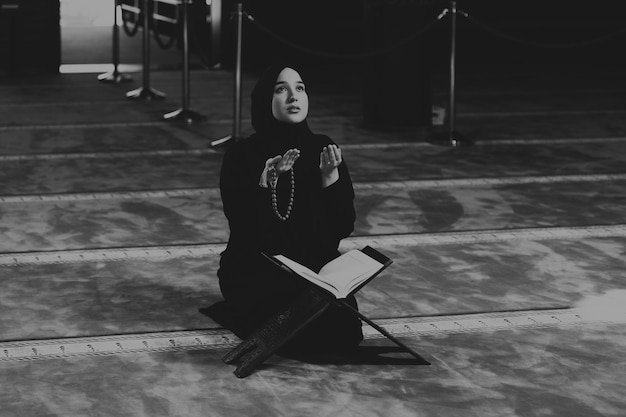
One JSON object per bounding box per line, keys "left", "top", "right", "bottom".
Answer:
{"left": 0, "top": 0, "right": 61, "bottom": 76}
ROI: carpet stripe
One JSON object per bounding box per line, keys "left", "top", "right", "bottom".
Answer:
{"left": 1, "top": 307, "right": 623, "bottom": 362}
{"left": 1, "top": 173, "right": 624, "bottom": 204}
{"left": 2, "top": 224, "right": 625, "bottom": 266}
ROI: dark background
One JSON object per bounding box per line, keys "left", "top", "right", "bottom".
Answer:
{"left": 2, "top": 0, "right": 624, "bottom": 127}
{"left": 2, "top": 0, "right": 624, "bottom": 74}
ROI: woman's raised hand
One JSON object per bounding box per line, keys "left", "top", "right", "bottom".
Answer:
{"left": 319, "top": 144, "right": 341, "bottom": 188}
{"left": 271, "top": 148, "right": 300, "bottom": 174}
{"left": 319, "top": 144, "right": 342, "bottom": 175}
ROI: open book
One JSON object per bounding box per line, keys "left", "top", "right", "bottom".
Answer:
{"left": 264, "top": 246, "right": 392, "bottom": 299}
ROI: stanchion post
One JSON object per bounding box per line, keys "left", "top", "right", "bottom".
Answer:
{"left": 233, "top": 1, "right": 243, "bottom": 140}
{"left": 164, "top": 0, "right": 206, "bottom": 123}
{"left": 211, "top": 1, "right": 244, "bottom": 147}
{"left": 429, "top": 0, "right": 472, "bottom": 147}
{"left": 209, "top": 0, "right": 222, "bottom": 69}
{"left": 127, "top": 0, "right": 166, "bottom": 100}
{"left": 98, "top": 0, "right": 133, "bottom": 83}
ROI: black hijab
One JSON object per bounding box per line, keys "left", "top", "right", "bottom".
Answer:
{"left": 250, "top": 63, "right": 313, "bottom": 145}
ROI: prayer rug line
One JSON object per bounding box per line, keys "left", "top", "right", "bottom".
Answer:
{"left": 1, "top": 307, "right": 623, "bottom": 363}
{"left": 2, "top": 224, "right": 625, "bottom": 267}
{"left": 1, "top": 173, "right": 625, "bottom": 204}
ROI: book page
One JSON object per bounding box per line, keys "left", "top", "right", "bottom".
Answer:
{"left": 273, "top": 250, "right": 384, "bottom": 299}
{"left": 319, "top": 250, "right": 382, "bottom": 277}
{"left": 273, "top": 255, "right": 340, "bottom": 296}
{"left": 318, "top": 250, "right": 383, "bottom": 297}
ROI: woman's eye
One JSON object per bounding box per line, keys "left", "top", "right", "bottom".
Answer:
{"left": 274, "top": 86, "right": 286, "bottom": 94}
{"left": 296, "top": 85, "right": 305, "bottom": 92}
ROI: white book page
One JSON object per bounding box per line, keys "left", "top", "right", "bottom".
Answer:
{"left": 319, "top": 250, "right": 382, "bottom": 277}
{"left": 273, "top": 255, "right": 339, "bottom": 296}
{"left": 274, "top": 250, "right": 384, "bottom": 298}
{"left": 319, "top": 250, "right": 383, "bottom": 296}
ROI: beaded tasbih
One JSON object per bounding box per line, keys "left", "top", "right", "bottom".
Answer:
{"left": 269, "top": 167, "right": 295, "bottom": 221}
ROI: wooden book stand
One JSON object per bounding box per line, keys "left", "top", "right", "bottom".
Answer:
{"left": 222, "top": 249, "right": 430, "bottom": 378}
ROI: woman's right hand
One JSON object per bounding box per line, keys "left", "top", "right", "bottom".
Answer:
{"left": 270, "top": 148, "right": 300, "bottom": 174}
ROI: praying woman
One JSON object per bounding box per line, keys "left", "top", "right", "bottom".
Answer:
{"left": 211, "top": 63, "right": 363, "bottom": 352}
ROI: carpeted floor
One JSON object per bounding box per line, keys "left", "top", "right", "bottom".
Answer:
{"left": 1, "top": 17, "right": 626, "bottom": 417}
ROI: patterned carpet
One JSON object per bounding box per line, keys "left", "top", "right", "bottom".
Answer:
{"left": 1, "top": 50, "right": 626, "bottom": 416}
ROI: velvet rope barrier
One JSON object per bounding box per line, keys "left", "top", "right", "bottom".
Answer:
{"left": 210, "top": 1, "right": 625, "bottom": 148}
{"left": 461, "top": 10, "right": 626, "bottom": 50}
{"left": 120, "top": 0, "right": 141, "bottom": 37}
{"left": 210, "top": 3, "right": 445, "bottom": 147}
{"left": 151, "top": 0, "right": 179, "bottom": 50}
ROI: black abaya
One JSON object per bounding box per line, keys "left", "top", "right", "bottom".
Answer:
{"left": 214, "top": 64, "right": 363, "bottom": 351}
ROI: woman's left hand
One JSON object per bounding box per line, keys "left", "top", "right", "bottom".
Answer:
{"left": 319, "top": 144, "right": 341, "bottom": 188}
{"left": 319, "top": 145, "right": 342, "bottom": 175}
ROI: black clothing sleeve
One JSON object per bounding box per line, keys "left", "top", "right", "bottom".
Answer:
{"left": 219, "top": 142, "right": 272, "bottom": 260}
{"left": 220, "top": 145, "right": 255, "bottom": 245}
{"left": 321, "top": 158, "right": 356, "bottom": 243}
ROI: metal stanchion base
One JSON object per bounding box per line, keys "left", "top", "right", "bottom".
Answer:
{"left": 163, "top": 108, "right": 206, "bottom": 124}
{"left": 428, "top": 130, "right": 473, "bottom": 147}
{"left": 98, "top": 71, "right": 133, "bottom": 84}
{"left": 126, "top": 87, "right": 166, "bottom": 101}
{"left": 210, "top": 135, "right": 243, "bottom": 148}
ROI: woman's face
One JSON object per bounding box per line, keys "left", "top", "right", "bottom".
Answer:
{"left": 272, "top": 67, "right": 309, "bottom": 124}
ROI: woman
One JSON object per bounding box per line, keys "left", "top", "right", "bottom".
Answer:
{"left": 214, "top": 63, "right": 363, "bottom": 352}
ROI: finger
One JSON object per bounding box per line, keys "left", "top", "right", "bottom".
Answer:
{"left": 285, "top": 150, "right": 299, "bottom": 165}
{"left": 325, "top": 146, "right": 334, "bottom": 162}
{"left": 327, "top": 146, "right": 338, "bottom": 165}
{"left": 319, "top": 149, "right": 328, "bottom": 168}
{"left": 268, "top": 156, "right": 282, "bottom": 169}
{"left": 285, "top": 148, "right": 300, "bottom": 158}
{"left": 288, "top": 152, "right": 300, "bottom": 166}
{"left": 326, "top": 146, "right": 336, "bottom": 164}
{"left": 279, "top": 149, "right": 299, "bottom": 171}
{"left": 331, "top": 145, "right": 342, "bottom": 163}
{"left": 322, "top": 147, "right": 331, "bottom": 165}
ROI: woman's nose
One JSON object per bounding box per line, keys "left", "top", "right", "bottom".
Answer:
{"left": 287, "top": 89, "right": 297, "bottom": 102}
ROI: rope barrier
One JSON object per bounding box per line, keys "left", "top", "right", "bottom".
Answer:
{"left": 241, "top": 6, "right": 626, "bottom": 62}
{"left": 244, "top": 11, "right": 444, "bottom": 60}
{"left": 152, "top": 24, "right": 178, "bottom": 50}
{"left": 151, "top": 0, "right": 179, "bottom": 50}
{"left": 120, "top": 0, "right": 141, "bottom": 37}
{"left": 460, "top": 10, "right": 626, "bottom": 50}
{"left": 112, "top": 0, "right": 626, "bottom": 134}
{"left": 119, "top": 2, "right": 626, "bottom": 63}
